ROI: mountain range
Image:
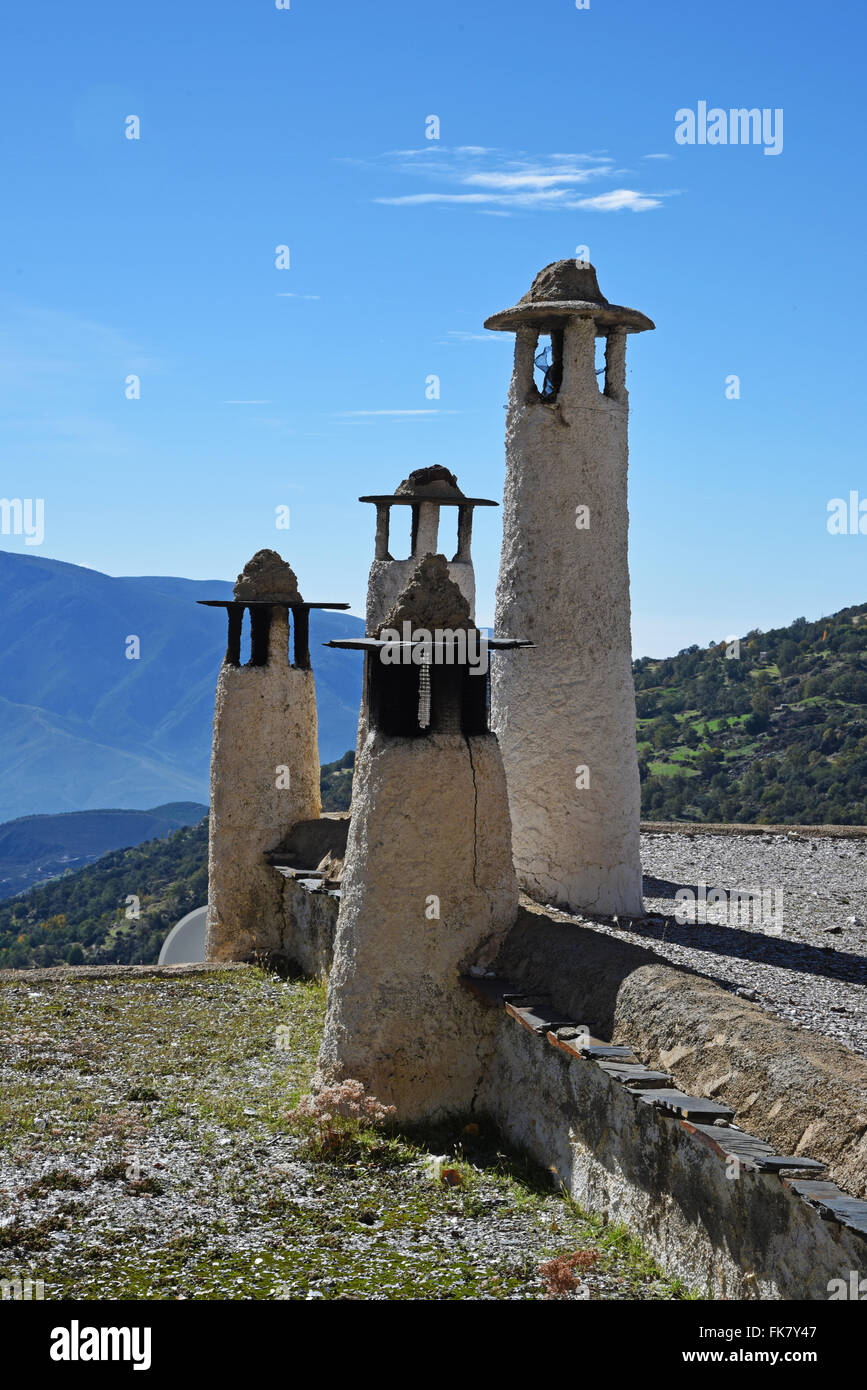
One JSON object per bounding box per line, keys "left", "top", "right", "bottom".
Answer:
{"left": 0, "top": 802, "right": 208, "bottom": 898}
{"left": 0, "top": 550, "right": 364, "bottom": 823}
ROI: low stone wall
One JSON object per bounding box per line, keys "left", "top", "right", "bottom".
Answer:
{"left": 274, "top": 875, "right": 339, "bottom": 978}
{"left": 474, "top": 988, "right": 866, "bottom": 1299}
{"left": 495, "top": 904, "right": 867, "bottom": 1201}
{"left": 268, "top": 813, "right": 347, "bottom": 976}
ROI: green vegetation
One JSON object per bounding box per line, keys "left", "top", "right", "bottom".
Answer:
{"left": 635, "top": 602, "right": 867, "bottom": 823}
{"left": 0, "top": 968, "right": 688, "bottom": 1299}
{"left": 320, "top": 749, "right": 354, "bottom": 811}
{"left": 0, "top": 820, "right": 208, "bottom": 970}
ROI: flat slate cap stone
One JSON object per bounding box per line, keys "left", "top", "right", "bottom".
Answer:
{"left": 484, "top": 259, "right": 655, "bottom": 334}
{"left": 359, "top": 464, "right": 496, "bottom": 508}
{"left": 378, "top": 552, "right": 475, "bottom": 636}
{"left": 233, "top": 550, "right": 302, "bottom": 603}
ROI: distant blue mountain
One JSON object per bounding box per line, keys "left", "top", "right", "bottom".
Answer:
{"left": 0, "top": 551, "right": 364, "bottom": 821}
{"left": 0, "top": 801, "right": 208, "bottom": 898}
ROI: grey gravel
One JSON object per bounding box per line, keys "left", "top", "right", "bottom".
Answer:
{"left": 547, "top": 831, "right": 867, "bottom": 1059}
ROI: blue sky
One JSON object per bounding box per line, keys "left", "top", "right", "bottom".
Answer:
{"left": 1, "top": 0, "right": 865, "bottom": 656}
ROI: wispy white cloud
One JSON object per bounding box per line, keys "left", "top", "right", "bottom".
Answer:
{"left": 276, "top": 292, "right": 321, "bottom": 299}
{"left": 575, "top": 189, "right": 662, "bottom": 212}
{"left": 366, "top": 146, "right": 665, "bottom": 215}
{"left": 378, "top": 186, "right": 659, "bottom": 212}
{"left": 464, "top": 168, "right": 600, "bottom": 190}
{"left": 441, "top": 330, "right": 508, "bottom": 344}
{"left": 643, "top": 152, "right": 673, "bottom": 160}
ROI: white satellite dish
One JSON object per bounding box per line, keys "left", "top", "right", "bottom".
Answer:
{"left": 158, "top": 905, "right": 208, "bottom": 965}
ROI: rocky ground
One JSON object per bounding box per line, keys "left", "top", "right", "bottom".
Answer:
{"left": 0, "top": 967, "right": 690, "bottom": 1301}
{"left": 548, "top": 829, "right": 867, "bottom": 1059}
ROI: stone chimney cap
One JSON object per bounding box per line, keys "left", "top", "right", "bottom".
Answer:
{"left": 378, "top": 553, "right": 475, "bottom": 636}
{"left": 233, "top": 550, "right": 303, "bottom": 603}
{"left": 395, "top": 465, "right": 463, "bottom": 500}
{"left": 484, "top": 259, "right": 654, "bottom": 334}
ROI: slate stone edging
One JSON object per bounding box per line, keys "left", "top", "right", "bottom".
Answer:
{"left": 464, "top": 974, "right": 867, "bottom": 1246}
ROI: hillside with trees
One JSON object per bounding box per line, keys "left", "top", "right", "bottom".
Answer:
{"left": 0, "top": 820, "right": 208, "bottom": 970}
{"left": 636, "top": 602, "right": 867, "bottom": 824}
